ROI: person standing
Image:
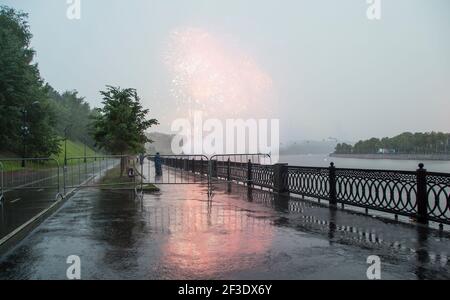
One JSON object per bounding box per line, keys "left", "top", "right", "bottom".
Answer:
{"left": 155, "top": 152, "right": 162, "bottom": 176}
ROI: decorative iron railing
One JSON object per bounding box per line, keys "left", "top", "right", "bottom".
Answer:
{"left": 288, "top": 166, "right": 330, "bottom": 200}
{"left": 426, "top": 172, "right": 450, "bottom": 224}
{"left": 201, "top": 160, "right": 450, "bottom": 227}
{"left": 334, "top": 168, "right": 418, "bottom": 218}
{"left": 252, "top": 164, "right": 274, "bottom": 189}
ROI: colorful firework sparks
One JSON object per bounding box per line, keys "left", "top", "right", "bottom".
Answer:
{"left": 164, "top": 27, "right": 274, "bottom": 118}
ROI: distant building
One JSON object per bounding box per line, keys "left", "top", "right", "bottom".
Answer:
{"left": 378, "top": 148, "right": 396, "bottom": 154}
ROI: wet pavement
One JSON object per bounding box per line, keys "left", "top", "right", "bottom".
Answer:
{"left": 0, "top": 182, "right": 449, "bottom": 280}
{"left": 0, "top": 189, "right": 59, "bottom": 239}
{"left": 0, "top": 160, "right": 118, "bottom": 240}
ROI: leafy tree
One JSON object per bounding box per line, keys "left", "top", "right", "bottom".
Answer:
{"left": 91, "top": 86, "right": 158, "bottom": 173}
{"left": 335, "top": 143, "right": 353, "bottom": 154}
{"left": 0, "top": 6, "right": 59, "bottom": 157}
{"left": 47, "top": 85, "right": 95, "bottom": 147}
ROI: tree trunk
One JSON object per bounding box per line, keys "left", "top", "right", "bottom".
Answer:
{"left": 120, "top": 156, "right": 127, "bottom": 177}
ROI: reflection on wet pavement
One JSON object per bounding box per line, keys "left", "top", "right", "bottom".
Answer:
{"left": 0, "top": 182, "right": 449, "bottom": 280}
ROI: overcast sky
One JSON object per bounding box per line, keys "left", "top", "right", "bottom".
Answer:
{"left": 2, "top": 0, "right": 449, "bottom": 143}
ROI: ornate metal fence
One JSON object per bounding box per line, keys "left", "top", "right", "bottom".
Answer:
{"left": 208, "top": 160, "right": 450, "bottom": 227}
{"left": 209, "top": 154, "right": 272, "bottom": 186}
{"left": 426, "top": 172, "right": 450, "bottom": 224}
{"left": 334, "top": 168, "right": 418, "bottom": 218}
{"left": 252, "top": 164, "right": 274, "bottom": 189}
{"left": 287, "top": 166, "right": 330, "bottom": 200}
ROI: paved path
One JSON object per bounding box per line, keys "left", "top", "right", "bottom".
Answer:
{"left": 0, "top": 160, "right": 119, "bottom": 239}
{"left": 0, "top": 182, "right": 449, "bottom": 279}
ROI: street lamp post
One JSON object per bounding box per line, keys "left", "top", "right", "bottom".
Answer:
{"left": 64, "top": 126, "right": 71, "bottom": 166}
{"left": 64, "top": 135, "right": 67, "bottom": 166}
{"left": 84, "top": 140, "right": 87, "bottom": 163}
{"left": 21, "top": 101, "right": 39, "bottom": 168}
{"left": 21, "top": 108, "right": 27, "bottom": 168}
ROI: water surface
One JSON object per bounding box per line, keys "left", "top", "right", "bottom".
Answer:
{"left": 280, "top": 154, "right": 450, "bottom": 173}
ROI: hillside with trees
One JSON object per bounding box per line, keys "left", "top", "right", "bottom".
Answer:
{"left": 334, "top": 132, "right": 450, "bottom": 155}
{"left": 46, "top": 85, "right": 95, "bottom": 147}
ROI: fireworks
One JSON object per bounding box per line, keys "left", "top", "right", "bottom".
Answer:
{"left": 164, "top": 27, "right": 273, "bottom": 118}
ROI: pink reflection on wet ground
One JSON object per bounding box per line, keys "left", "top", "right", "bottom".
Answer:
{"left": 161, "top": 197, "right": 274, "bottom": 278}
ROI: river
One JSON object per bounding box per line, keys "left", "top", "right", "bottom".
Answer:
{"left": 279, "top": 154, "right": 450, "bottom": 173}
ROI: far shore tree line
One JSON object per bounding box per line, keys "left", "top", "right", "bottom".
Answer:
{"left": 0, "top": 6, "right": 157, "bottom": 161}
{"left": 334, "top": 132, "right": 450, "bottom": 155}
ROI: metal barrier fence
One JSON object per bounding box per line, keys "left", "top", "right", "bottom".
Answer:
{"left": 142, "top": 155, "right": 210, "bottom": 185}
{"left": 63, "top": 156, "right": 125, "bottom": 191}
{"left": 0, "top": 155, "right": 142, "bottom": 201}
{"left": 0, "top": 158, "right": 62, "bottom": 201}
{"left": 0, "top": 154, "right": 214, "bottom": 201}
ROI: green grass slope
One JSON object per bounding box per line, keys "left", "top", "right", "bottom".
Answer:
{"left": 53, "top": 139, "right": 97, "bottom": 165}
{"left": 0, "top": 139, "right": 97, "bottom": 171}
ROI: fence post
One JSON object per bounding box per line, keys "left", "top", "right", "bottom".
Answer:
{"left": 200, "top": 157, "right": 204, "bottom": 176}
{"left": 63, "top": 165, "right": 67, "bottom": 196}
{"left": 210, "top": 160, "right": 217, "bottom": 178}
{"left": 183, "top": 159, "right": 188, "bottom": 171}
{"left": 247, "top": 159, "right": 253, "bottom": 187}
{"left": 139, "top": 156, "right": 144, "bottom": 191}
{"left": 273, "top": 163, "right": 289, "bottom": 194}
{"left": 416, "top": 163, "right": 429, "bottom": 225}
{"left": 227, "top": 158, "right": 231, "bottom": 182}
{"left": 329, "top": 162, "right": 337, "bottom": 207}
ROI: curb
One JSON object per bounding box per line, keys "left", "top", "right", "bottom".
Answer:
{"left": 0, "top": 189, "right": 76, "bottom": 258}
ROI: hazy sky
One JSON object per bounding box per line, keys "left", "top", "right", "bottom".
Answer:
{"left": 2, "top": 0, "right": 449, "bottom": 143}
